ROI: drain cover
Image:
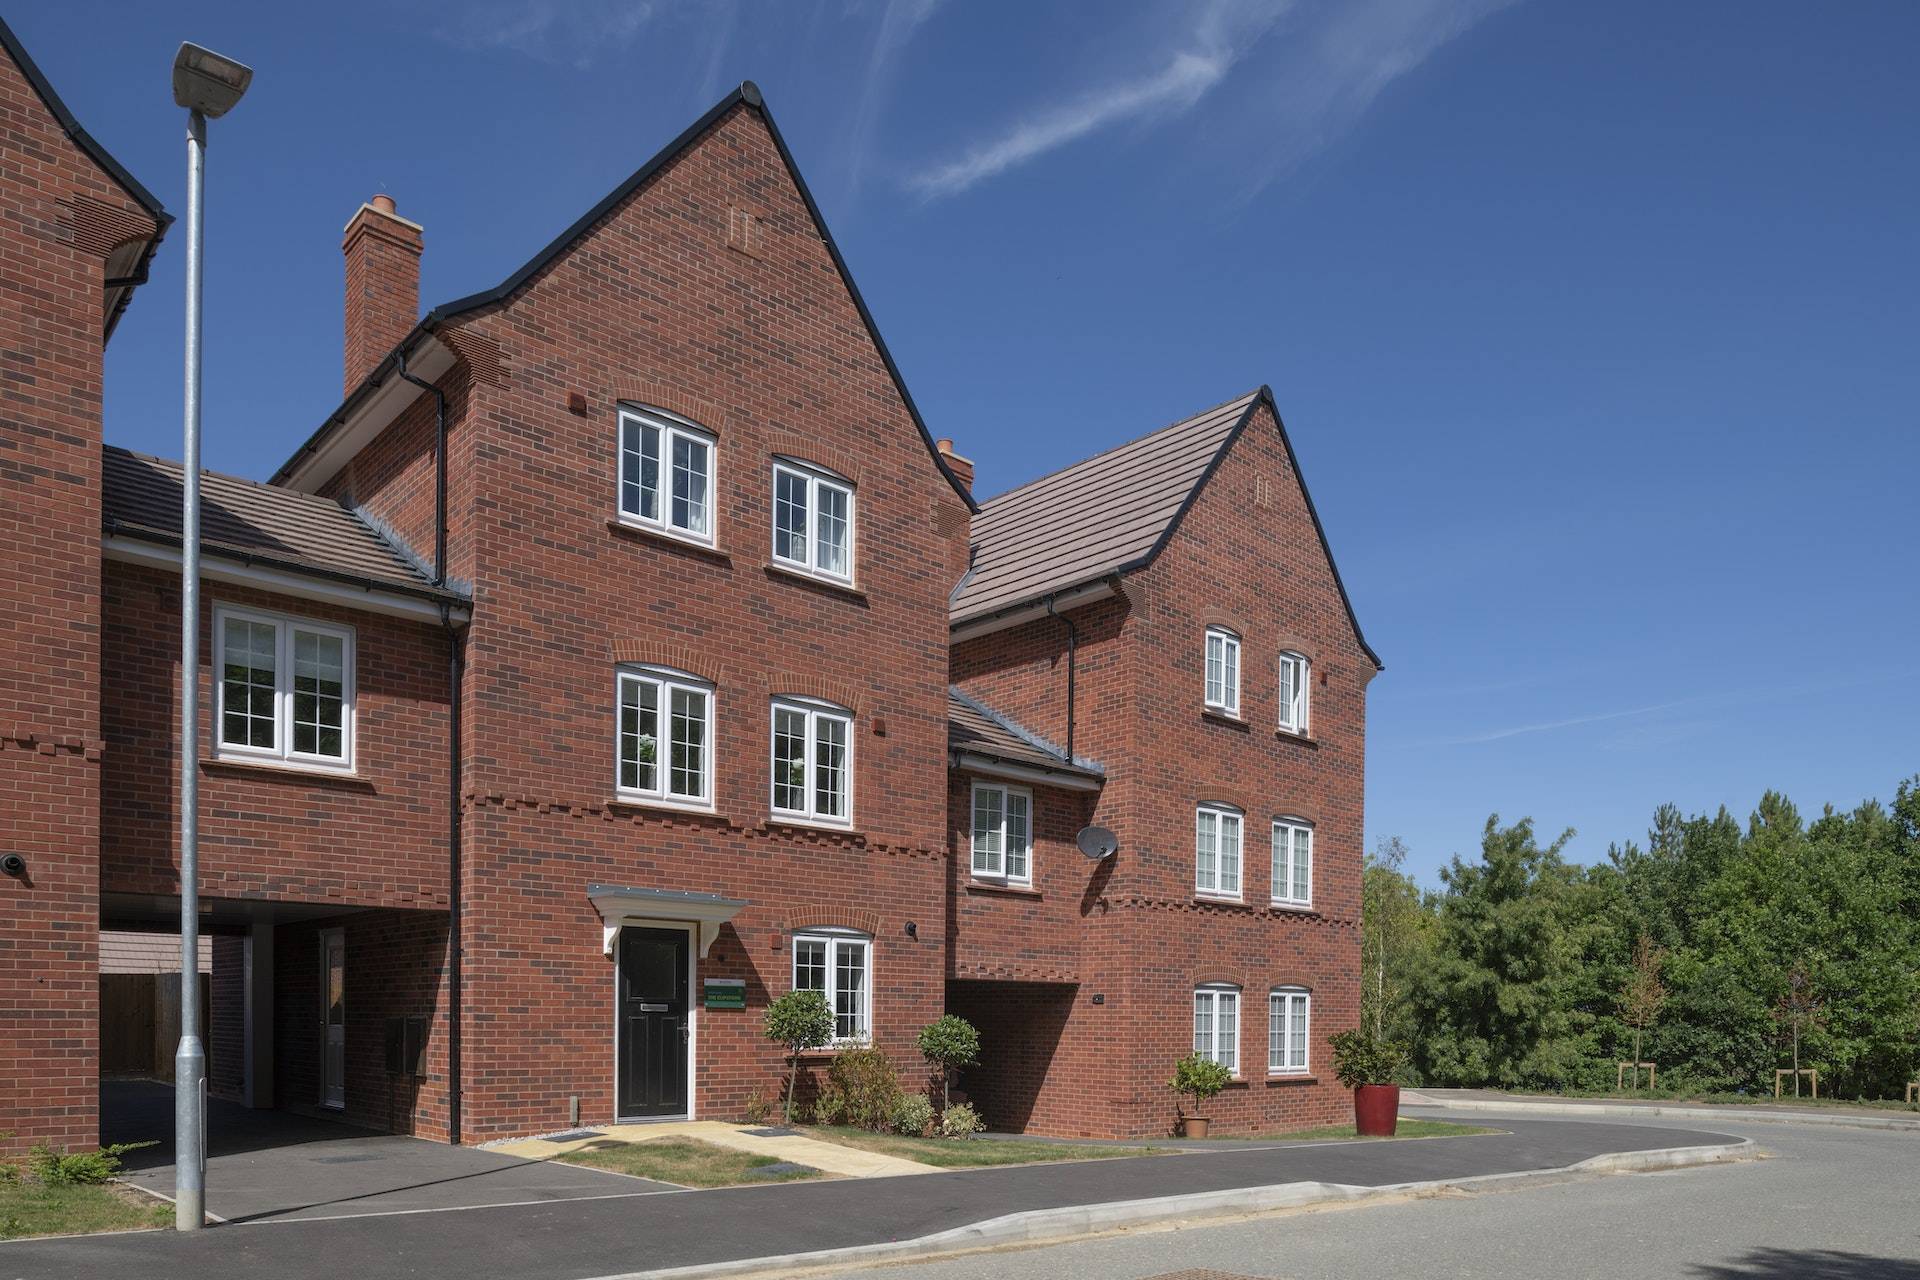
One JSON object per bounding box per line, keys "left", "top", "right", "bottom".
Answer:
{"left": 544, "top": 1129, "right": 606, "bottom": 1142}
{"left": 745, "top": 1161, "right": 815, "bottom": 1179}
{"left": 310, "top": 1154, "right": 381, "bottom": 1164}
{"left": 741, "top": 1126, "right": 796, "bottom": 1138}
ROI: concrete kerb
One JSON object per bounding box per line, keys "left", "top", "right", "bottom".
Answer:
{"left": 584, "top": 1136, "right": 1757, "bottom": 1280}
{"left": 1415, "top": 1097, "right": 1920, "bottom": 1133}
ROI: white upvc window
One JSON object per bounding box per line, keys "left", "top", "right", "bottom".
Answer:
{"left": 770, "top": 698, "right": 853, "bottom": 825}
{"left": 214, "top": 606, "right": 354, "bottom": 770}
{"left": 1278, "top": 651, "right": 1311, "bottom": 735}
{"left": 1269, "top": 988, "right": 1311, "bottom": 1075}
{"left": 1271, "top": 818, "right": 1314, "bottom": 907}
{"left": 771, "top": 461, "right": 855, "bottom": 583}
{"left": 1195, "top": 803, "right": 1244, "bottom": 899}
{"left": 792, "top": 930, "right": 871, "bottom": 1043}
{"left": 618, "top": 406, "right": 715, "bottom": 543}
{"left": 970, "top": 782, "right": 1032, "bottom": 884}
{"left": 1193, "top": 984, "right": 1241, "bottom": 1074}
{"left": 616, "top": 666, "right": 713, "bottom": 808}
{"left": 1204, "top": 626, "right": 1240, "bottom": 715}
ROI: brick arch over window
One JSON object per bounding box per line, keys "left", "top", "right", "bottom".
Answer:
{"left": 1192, "top": 972, "right": 1244, "bottom": 989}
{"left": 610, "top": 640, "right": 724, "bottom": 685}
{"left": 766, "top": 432, "right": 864, "bottom": 487}
{"left": 1271, "top": 634, "right": 1320, "bottom": 665}
{"left": 768, "top": 675, "right": 860, "bottom": 714}
{"left": 1272, "top": 804, "right": 1322, "bottom": 827}
{"left": 1196, "top": 791, "right": 1252, "bottom": 815}
{"left": 1270, "top": 980, "right": 1315, "bottom": 993}
{"left": 784, "top": 909, "right": 881, "bottom": 938}
{"left": 615, "top": 383, "right": 727, "bottom": 435}
{"left": 1201, "top": 612, "right": 1252, "bottom": 640}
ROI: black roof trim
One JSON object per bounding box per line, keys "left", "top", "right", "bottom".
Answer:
{"left": 273, "top": 82, "right": 977, "bottom": 511}
{"left": 0, "top": 16, "right": 170, "bottom": 229}
{"left": 101, "top": 518, "right": 472, "bottom": 608}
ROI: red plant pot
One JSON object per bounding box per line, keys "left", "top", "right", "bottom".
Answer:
{"left": 1353, "top": 1084, "right": 1401, "bottom": 1137}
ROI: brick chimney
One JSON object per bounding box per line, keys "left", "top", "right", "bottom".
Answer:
{"left": 936, "top": 438, "right": 974, "bottom": 495}
{"left": 342, "top": 194, "right": 422, "bottom": 394}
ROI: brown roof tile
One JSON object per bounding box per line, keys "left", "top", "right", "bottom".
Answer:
{"left": 948, "top": 687, "right": 1103, "bottom": 782}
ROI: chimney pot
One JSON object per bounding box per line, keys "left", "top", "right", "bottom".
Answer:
{"left": 936, "top": 438, "right": 974, "bottom": 495}
{"left": 371, "top": 193, "right": 397, "bottom": 215}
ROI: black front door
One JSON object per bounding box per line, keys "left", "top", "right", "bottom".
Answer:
{"left": 617, "top": 927, "right": 689, "bottom": 1118}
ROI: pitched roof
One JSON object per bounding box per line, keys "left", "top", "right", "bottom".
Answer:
{"left": 0, "top": 15, "right": 170, "bottom": 341}
{"left": 269, "top": 83, "right": 976, "bottom": 513}
{"left": 101, "top": 447, "right": 462, "bottom": 603}
{"left": 948, "top": 687, "right": 1103, "bottom": 783}
{"left": 948, "top": 387, "right": 1381, "bottom": 669}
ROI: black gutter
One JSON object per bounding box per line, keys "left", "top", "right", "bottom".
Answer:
{"left": 1044, "top": 594, "right": 1078, "bottom": 764}
{"left": 395, "top": 350, "right": 448, "bottom": 586}
{"left": 102, "top": 518, "right": 470, "bottom": 608}
{"left": 440, "top": 606, "right": 465, "bottom": 1144}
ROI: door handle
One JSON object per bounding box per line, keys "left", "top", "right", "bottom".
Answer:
{"left": 680, "top": 1021, "right": 690, "bottom": 1043}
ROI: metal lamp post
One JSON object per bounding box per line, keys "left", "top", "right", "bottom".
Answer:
{"left": 170, "top": 39, "right": 252, "bottom": 1233}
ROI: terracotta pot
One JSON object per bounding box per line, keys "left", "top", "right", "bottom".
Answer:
{"left": 1354, "top": 1084, "right": 1400, "bottom": 1136}
{"left": 1178, "top": 1115, "right": 1211, "bottom": 1138}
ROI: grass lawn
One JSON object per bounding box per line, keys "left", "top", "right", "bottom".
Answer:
{"left": 0, "top": 1178, "right": 170, "bottom": 1241}
{"left": 556, "top": 1137, "right": 821, "bottom": 1187}
{"left": 801, "top": 1126, "right": 1170, "bottom": 1168}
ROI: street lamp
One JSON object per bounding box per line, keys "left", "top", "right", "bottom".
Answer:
{"left": 170, "top": 39, "right": 251, "bottom": 1234}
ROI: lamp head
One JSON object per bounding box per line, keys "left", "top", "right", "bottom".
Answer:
{"left": 172, "top": 43, "right": 252, "bottom": 117}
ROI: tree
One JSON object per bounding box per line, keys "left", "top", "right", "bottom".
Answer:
{"left": 1773, "top": 959, "right": 1826, "bottom": 1096}
{"left": 1362, "top": 836, "right": 1426, "bottom": 1044}
{"left": 763, "top": 989, "right": 835, "bottom": 1123}
{"left": 917, "top": 1015, "right": 980, "bottom": 1111}
{"left": 1618, "top": 934, "right": 1667, "bottom": 1080}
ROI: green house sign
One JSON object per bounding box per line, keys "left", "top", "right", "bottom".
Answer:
{"left": 703, "top": 978, "right": 746, "bottom": 1010}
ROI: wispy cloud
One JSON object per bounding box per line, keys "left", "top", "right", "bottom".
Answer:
{"left": 908, "top": 0, "right": 1285, "bottom": 199}
{"left": 1432, "top": 699, "right": 1696, "bottom": 747}
{"left": 843, "top": 0, "right": 946, "bottom": 200}
{"left": 435, "top": 0, "right": 660, "bottom": 68}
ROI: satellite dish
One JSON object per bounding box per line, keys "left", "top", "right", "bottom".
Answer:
{"left": 1076, "top": 825, "right": 1119, "bottom": 861}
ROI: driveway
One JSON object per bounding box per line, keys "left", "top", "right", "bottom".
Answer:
{"left": 101, "top": 1080, "right": 679, "bottom": 1223}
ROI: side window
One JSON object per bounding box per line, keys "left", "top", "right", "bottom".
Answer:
{"left": 1193, "top": 984, "right": 1241, "bottom": 1074}
{"left": 214, "top": 606, "right": 354, "bottom": 770}
{"left": 1269, "top": 988, "right": 1310, "bottom": 1074}
{"left": 1195, "top": 803, "right": 1244, "bottom": 899}
{"left": 616, "top": 666, "right": 713, "bottom": 807}
{"left": 618, "top": 407, "right": 715, "bottom": 543}
{"left": 793, "top": 930, "right": 871, "bottom": 1042}
{"left": 970, "top": 782, "right": 1033, "bottom": 884}
{"left": 1271, "top": 818, "right": 1313, "bottom": 907}
{"left": 1204, "top": 626, "right": 1240, "bottom": 715}
{"left": 771, "top": 461, "right": 855, "bottom": 583}
{"left": 770, "top": 698, "right": 853, "bottom": 825}
{"left": 1278, "top": 652, "right": 1311, "bottom": 734}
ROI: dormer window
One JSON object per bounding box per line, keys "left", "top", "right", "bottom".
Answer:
{"left": 618, "top": 406, "right": 714, "bottom": 544}
{"left": 1204, "top": 626, "right": 1240, "bottom": 715}
{"left": 1278, "top": 651, "right": 1310, "bottom": 735}
{"left": 771, "top": 460, "right": 854, "bottom": 583}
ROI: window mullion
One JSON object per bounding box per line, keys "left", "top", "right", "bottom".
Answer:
{"left": 274, "top": 620, "right": 291, "bottom": 759}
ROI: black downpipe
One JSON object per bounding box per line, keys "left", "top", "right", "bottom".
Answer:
{"left": 1045, "top": 595, "right": 1077, "bottom": 763}
{"left": 440, "top": 605, "right": 464, "bottom": 1144}
{"left": 396, "top": 349, "right": 448, "bottom": 587}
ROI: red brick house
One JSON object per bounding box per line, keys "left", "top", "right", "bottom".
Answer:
{"left": 1, "top": 19, "right": 1377, "bottom": 1152}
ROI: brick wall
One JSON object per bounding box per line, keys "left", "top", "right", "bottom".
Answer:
{"left": 0, "top": 38, "right": 160, "bottom": 1153}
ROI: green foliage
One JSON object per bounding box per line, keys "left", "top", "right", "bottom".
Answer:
{"left": 1167, "top": 1053, "right": 1232, "bottom": 1114}
{"left": 26, "top": 1142, "right": 153, "bottom": 1187}
{"left": 1374, "top": 775, "right": 1920, "bottom": 1099}
{"left": 763, "top": 989, "right": 836, "bottom": 1123}
{"left": 917, "top": 1015, "right": 981, "bottom": 1109}
{"left": 817, "top": 1046, "right": 902, "bottom": 1132}
{"left": 890, "top": 1092, "right": 934, "bottom": 1136}
{"left": 1327, "top": 1030, "right": 1409, "bottom": 1088}
{"left": 938, "top": 1101, "right": 985, "bottom": 1138}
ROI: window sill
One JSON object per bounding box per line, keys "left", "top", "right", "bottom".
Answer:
{"left": 607, "top": 518, "right": 730, "bottom": 563}
{"left": 1274, "top": 728, "right": 1318, "bottom": 749}
{"left": 762, "top": 561, "right": 867, "bottom": 603}
{"left": 201, "top": 757, "right": 372, "bottom": 790}
{"left": 1194, "top": 894, "right": 1251, "bottom": 909}
{"left": 607, "top": 796, "right": 724, "bottom": 820}
{"left": 966, "top": 880, "right": 1041, "bottom": 898}
{"left": 1202, "top": 708, "right": 1250, "bottom": 731}
{"left": 1265, "top": 1073, "right": 1319, "bottom": 1086}
{"left": 763, "top": 815, "right": 861, "bottom": 838}
{"left": 1268, "top": 902, "right": 1318, "bottom": 916}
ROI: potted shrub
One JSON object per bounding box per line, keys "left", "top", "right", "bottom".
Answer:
{"left": 1328, "top": 1029, "right": 1409, "bottom": 1136}
{"left": 1167, "top": 1053, "right": 1232, "bottom": 1138}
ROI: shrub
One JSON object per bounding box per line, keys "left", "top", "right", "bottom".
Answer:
{"left": 917, "top": 1015, "right": 981, "bottom": 1111}
{"left": 823, "top": 1046, "right": 902, "bottom": 1132}
{"left": 742, "top": 1088, "right": 774, "bottom": 1125}
{"left": 27, "top": 1141, "right": 153, "bottom": 1187}
{"left": 938, "top": 1101, "right": 984, "bottom": 1139}
{"left": 763, "top": 989, "right": 836, "bottom": 1123}
{"left": 1168, "top": 1053, "right": 1232, "bottom": 1118}
{"left": 890, "top": 1092, "right": 934, "bottom": 1136}
{"left": 1328, "top": 1030, "right": 1409, "bottom": 1089}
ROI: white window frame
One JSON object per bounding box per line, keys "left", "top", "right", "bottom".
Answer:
{"left": 769, "top": 697, "right": 854, "bottom": 827}
{"left": 1278, "top": 651, "right": 1311, "bottom": 735}
{"left": 770, "top": 460, "right": 856, "bottom": 585}
{"left": 212, "top": 604, "right": 355, "bottom": 772}
{"left": 1271, "top": 818, "right": 1314, "bottom": 908}
{"left": 1269, "top": 987, "right": 1311, "bottom": 1076}
{"left": 1204, "top": 626, "right": 1241, "bottom": 716}
{"left": 1195, "top": 803, "right": 1244, "bottom": 900}
{"left": 1193, "top": 984, "right": 1241, "bottom": 1075}
{"left": 969, "top": 781, "right": 1033, "bottom": 885}
{"left": 614, "top": 665, "right": 714, "bottom": 810}
{"left": 616, "top": 406, "right": 717, "bottom": 546}
{"left": 791, "top": 929, "right": 872, "bottom": 1045}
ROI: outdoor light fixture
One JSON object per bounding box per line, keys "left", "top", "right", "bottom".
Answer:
{"left": 171, "top": 42, "right": 252, "bottom": 117}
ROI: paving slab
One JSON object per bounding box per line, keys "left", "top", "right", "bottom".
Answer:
{"left": 490, "top": 1120, "right": 934, "bottom": 1178}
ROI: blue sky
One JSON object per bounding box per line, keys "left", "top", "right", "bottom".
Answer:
{"left": 18, "top": 1, "right": 1917, "bottom": 885}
